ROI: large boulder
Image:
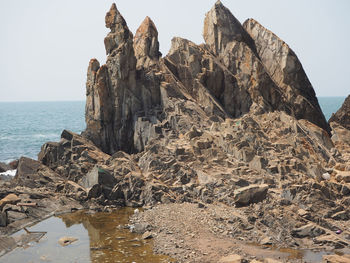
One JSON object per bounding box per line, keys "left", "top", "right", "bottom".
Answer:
{"left": 14, "top": 157, "right": 63, "bottom": 189}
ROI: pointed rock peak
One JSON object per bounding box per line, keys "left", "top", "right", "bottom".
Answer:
{"left": 203, "top": 1, "right": 257, "bottom": 55}
{"left": 88, "top": 58, "right": 100, "bottom": 73}
{"left": 134, "top": 16, "right": 160, "bottom": 67}
{"left": 215, "top": 0, "right": 223, "bottom": 6}
{"left": 104, "top": 3, "right": 134, "bottom": 55}
{"left": 105, "top": 3, "right": 127, "bottom": 32}
{"left": 135, "top": 16, "right": 158, "bottom": 38}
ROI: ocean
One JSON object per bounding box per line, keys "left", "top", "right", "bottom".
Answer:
{"left": 0, "top": 97, "right": 346, "bottom": 164}
{"left": 0, "top": 101, "right": 85, "bottom": 163}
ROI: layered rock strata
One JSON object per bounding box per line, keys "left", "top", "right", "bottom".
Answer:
{"left": 243, "top": 18, "right": 330, "bottom": 134}
{"left": 83, "top": 1, "right": 330, "bottom": 155}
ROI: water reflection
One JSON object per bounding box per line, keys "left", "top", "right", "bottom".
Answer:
{"left": 1, "top": 208, "right": 173, "bottom": 263}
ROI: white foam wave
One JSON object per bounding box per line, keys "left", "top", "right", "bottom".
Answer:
{"left": 0, "top": 169, "right": 16, "bottom": 177}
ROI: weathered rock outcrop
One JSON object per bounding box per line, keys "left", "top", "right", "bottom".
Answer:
{"left": 329, "top": 95, "right": 350, "bottom": 130}
{"left": 83, "top": 1, "right": 329, "bottom": 156}
{"left": 243, "top": 18, "right": 330, "bottom": 134}
{"left": 22, "top": 2, "right": 350, "bottom": 258}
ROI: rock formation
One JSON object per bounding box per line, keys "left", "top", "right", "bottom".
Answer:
{"left": 243, "top": 18, "right": 330, "bottom": 134}
{"left": 134, "top": 16, "right": 161, "bottom": 69}
{"left": 329, "top": 95, "right": 350, "bottom": 130}
{"left": 84, "top": 1, "right": 330, "bottom": 156}
{"left": 3, "top": 2, "right": 350, "bottom": 260}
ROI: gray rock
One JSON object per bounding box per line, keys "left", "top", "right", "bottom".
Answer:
{"left": 329, "top": 95, "right": 350, "bottom": 130}
{"left": 233, "top": 184, "right": 268, "bottom": 206}
{"left": 0, "top": 211, "right": 7, "bottom": 227}
{"left": 291, "top": 223, "right": 325, "bottom": 238}
{"left": 81, "top": 166, "right": 117, "bottom": 189}
{"left": 87, "top": 184, "right": 102, "bottom": 199}
{"left": 0, "top": 162, "right": 11, "bottom": 173}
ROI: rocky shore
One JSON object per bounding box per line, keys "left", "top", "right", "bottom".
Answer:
{"left": 1, "top": 1, "right": 350, "bottom": 262}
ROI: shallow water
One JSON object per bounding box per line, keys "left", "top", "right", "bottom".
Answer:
{"left": 1, "top": 208, "right": 173, "bottom": 263}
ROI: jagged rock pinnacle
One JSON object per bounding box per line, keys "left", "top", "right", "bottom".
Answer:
{"left": 84, "top": 2, "right": 332, "bottom": 155}
{"left": 104, "top": 3, "right": 133, "bottom": 55}
{"left": 203, "top": 1, "right": 257, "bottom": 55}
{"left": 105, "top": 3, "right": 124, "bottom": 31}
{"left": 134, "top": 16, "right": 161, "bottom": 69}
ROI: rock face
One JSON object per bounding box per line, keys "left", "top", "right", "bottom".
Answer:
{"left": 83, "top": 1, "right": 329, "bottom": 156}
{"left": 329, "top": 95, "right": 350, "bottom": 130}
{"left": 243, "top": 18, "right": 330, "bottom": 134}
{"left": 203, "top": 1, "right": 258, "bottom": 56}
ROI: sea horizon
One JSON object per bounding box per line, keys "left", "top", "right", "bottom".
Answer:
{"left": 0, "top": 96, "right": 347, "bottom": 163}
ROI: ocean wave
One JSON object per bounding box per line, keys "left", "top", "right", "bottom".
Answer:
{"left": 0, "top": 133, "right": 60, "bottom": 141}
{"left": 0, "top": 169, "right": 16, "bottom": 177}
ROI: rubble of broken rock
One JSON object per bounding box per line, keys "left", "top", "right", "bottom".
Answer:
{"left": 1, "top": 1, "right": 350, "bottom": 262}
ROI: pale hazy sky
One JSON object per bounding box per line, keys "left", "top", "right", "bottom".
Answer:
{"left": 0, "top": 0, "right": 349, "bottom": 102}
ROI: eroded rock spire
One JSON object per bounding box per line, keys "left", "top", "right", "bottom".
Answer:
{"left": 104, "top": 3, "right": 134, "bottom": 55}
{"left": 134, "top": 16, "right": 161, "bottom": 69}
{"left": 203, "top": 0, "right": 257, "bottom": 55}
{"left": 84, "top": 1, "right": 331, "bottom": 156}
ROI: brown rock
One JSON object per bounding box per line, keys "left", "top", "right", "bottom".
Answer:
{"left": 203, "top": 0, "right": 257, "bottom": 55}
{"left": 15, "top": 157, "right": 63, "bottom": 189}
{"left": 323, "top": 254, "right": 350, "bottom": 263}
{"left": 243, "top": 18, "right": 330, "bottom": 134}
{"left": 8, "top": 160, "right": 19, "bottom": 169}
{"left": 39, "top": 130, "right": 110, "bottom": 180}
{"left": 329, "top": 95, "right": 350, "bottom": 130}
{"left": 134, "top": 16, "right": 161, "bottom": 69}
{"left": 291, "top": 223, "right": 325, "bottom": 238}
{"left": 0, "top": 194, "right": 20, "bottom": 210}
{"left": 84, "top": 3, "right": 143, "bottom": 154}
{"left": 0, "top": 211, "right": 7, "bottom": 227}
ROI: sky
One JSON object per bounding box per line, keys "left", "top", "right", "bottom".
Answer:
{"left": 0, "top": 0, "right": 349, "bottom": 102}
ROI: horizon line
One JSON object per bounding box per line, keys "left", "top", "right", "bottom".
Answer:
{"left": 0, "top": 96, "right": 347, "bottom": 103}
{"left": 0, "top": 99, "right": 86, "bottom": 103}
